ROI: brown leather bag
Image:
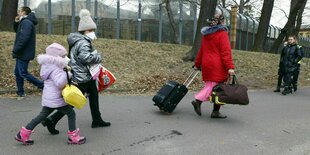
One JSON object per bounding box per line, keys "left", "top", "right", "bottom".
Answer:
{"left": 210, "top": 75, "right": 249, "bottom": 105}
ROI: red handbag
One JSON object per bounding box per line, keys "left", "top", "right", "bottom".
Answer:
{"left": 210, "top": 75, "right": 249, "bottom": 105}
{"left": 96, "top": 66, "right": 116, "bottom": 92}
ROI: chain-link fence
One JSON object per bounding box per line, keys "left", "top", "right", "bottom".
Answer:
{"left": 15, "top": 0, "right": 310, "bottom": 57}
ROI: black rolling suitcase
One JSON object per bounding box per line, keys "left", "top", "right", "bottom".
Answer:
{"left": 152, "top": 70, "right": 199, "bottom": 113}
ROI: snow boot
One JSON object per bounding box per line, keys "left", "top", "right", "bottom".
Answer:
{"left": 282, "top": 86, "right": 292, "bottom": 95}
{"left": 191, "top": 100, "right": 202, "bottom": 116}
{"left": 15, "top": 127, "right": 34, "bottom": 145}
{"left": 211, "top": 111, "right": 227, "bottom": 119}
{"left": 67, "top": 128, "right": 86, "bottom": 145}
{"left": 273, "top": 86, "right": 280, "bottom": 92}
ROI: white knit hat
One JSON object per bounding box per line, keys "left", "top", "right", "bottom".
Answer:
{"left": 78, "top": 9, "right": 97, "bottom": 31}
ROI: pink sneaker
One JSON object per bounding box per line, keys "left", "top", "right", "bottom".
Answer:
{"left": 15, "top": 127, "right": 34, "bottom": 145}
{"left": 67, "top": 128, "right": 86, "bottom": 145}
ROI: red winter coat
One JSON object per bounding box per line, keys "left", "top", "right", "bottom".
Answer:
{"left": 195, "top": 26, "right": 234, "bottom": 83}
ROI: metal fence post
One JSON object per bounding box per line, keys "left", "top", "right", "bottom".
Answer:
{"left": 95, "top": 0, "right": 98, "bottom": 34}
{"left": 158, "top": 2, "right": 162, "bottom": 43}
{"left": 116, "top": 0, "right": 120, "bottom": 39}
{"left": 0, "top": 0, "right": 3, "bottom": 20}
{"left": 266, "top": 26, "right": 271, "bottom": 51}
{"left": 245, "top": 16, "right": 249, "bottom": 50}
{"left": 24, "top": 0, "right": 27, "bottom": 6}
{"left": 179, "top": 0, "right": 183, "bottom": 45}
{"left": 137, "top": 0, "right": 142, "bottom": 41}
{"left": 71, "top": 0, "right": 76, "bottom": 32}
{"left": 273, "top": 25, "right": 276, "bottom": 39}
{"left": 251, "top": 17, "right": 255, "bottom": 47}
{"left": 192, "top": 2, "right": 197, "bottom": 43}
{"left": 238, "top": 14, "right": 242, "bottom": 50}
{"left": 86, "top": 0, "right": 91, "bottom": 11}
{"left": 48, "top": 0, "right": 52, "bottom": 34}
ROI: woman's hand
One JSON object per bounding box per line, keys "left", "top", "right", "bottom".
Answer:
{"left": 228, "top": 69, "right": 235, "bottom": 75}
{"left": 192, "top": 65, "right": 201, "bottom": 71}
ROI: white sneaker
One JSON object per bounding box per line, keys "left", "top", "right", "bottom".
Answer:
{"left": 17, "top": 94, "right": 26, "bottom": 100}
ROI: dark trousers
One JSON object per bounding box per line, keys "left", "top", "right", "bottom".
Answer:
{"left": 213, "top": 104, "right": 221, "bottom": 111}
{"left": 14, "top": 59, "right": 44, "bottom": 96}
{"left": 283, "top": 71, "right": 293, "bottom": 89}
{"left": 26, "top": 105, "right": 76, "bottom": 131}
{"left": 49, "top": 80, "right": 103, "bottom": 124}
{"left": 292, "top": 65, "right": 300, "bottom": 86}
{"left": 276, "top": 74, "right": 283, "bottom": 88}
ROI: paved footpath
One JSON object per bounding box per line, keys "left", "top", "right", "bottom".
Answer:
{"left": 0, "top": 88, "right": 310, "bottom": 155}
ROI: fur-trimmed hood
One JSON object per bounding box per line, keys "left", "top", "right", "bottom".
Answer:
{"left": 37, "top": 54, "right": 68, "bottom": 80}
{"left": 201, "top": 25, "right": 228, "bottom": 36}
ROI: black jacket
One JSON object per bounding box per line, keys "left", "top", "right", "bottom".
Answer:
{"left": 12, "top": 12, "right": 38, "bottom": 61}
{"left": 280, "top": 44, "right": 303, "bottom": 73}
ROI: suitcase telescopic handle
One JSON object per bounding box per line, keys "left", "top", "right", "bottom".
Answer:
{"left": 183, "top": 69, "right": 199, "bottom": 88}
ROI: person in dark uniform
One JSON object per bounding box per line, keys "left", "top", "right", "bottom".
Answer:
{"left": 291, "top": 44, "right": 304, "bottom": 92}
{"left": 274, "top": 42, "right": 287, "bottom": 92}
{"left": 279, "top": 35, "right": 303, "bottom": 95}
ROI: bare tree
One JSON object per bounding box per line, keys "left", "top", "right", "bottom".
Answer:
{"left": 271, "top": 0, "right": 308, "bottom": 53}
{"left": 218, "top": 0, "right": 226, "bottom": 8}
{"left": 0, "top": 0, "right": 18, "bottom": 31}
{"left": 252, "top": 0, "right": 274, "bottom": 52}
{"left": 293, "top": 0, "right": 307, "bottom": 35}
{"left": 162, "top": 0, "right": 179, "bottom": 44}
{"left": 233, "top": 0, "right": 251, "bottom": 14}
{"left": 182, "top": 0, "right": 217, "bottom": 61}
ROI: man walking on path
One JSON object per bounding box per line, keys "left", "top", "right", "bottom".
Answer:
{"left": 12, "top": 6, "right": 44, "bottom": 100}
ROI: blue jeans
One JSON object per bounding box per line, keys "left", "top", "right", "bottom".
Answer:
{"left": 14, "top": 59, "right": 44, "bottom": 96}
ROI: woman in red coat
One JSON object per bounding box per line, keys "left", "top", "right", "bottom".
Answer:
{"left": 192, "top": 14, "right": 235, "bottom": 118}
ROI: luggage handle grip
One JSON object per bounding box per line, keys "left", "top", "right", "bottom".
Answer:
{"left": 183, "top": 69, "right": 199, "bottom": 88}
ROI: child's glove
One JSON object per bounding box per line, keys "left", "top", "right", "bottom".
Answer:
{"left": 63, "top": 66, "right": 71, "bottom": 71}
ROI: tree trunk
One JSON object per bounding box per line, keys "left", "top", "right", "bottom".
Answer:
{"left": 252, "top": 0, "right": 274, "bottom": 52}
{"left": 164, "top": 0, "right": 179, "bottom": 44}
{"left": 182, "top": 0, "right": 217, "bottom": 61}
{"left": 294, "top": 0, "right": 307, "bottom": 36}
{"left": 0, "top": 0, "right": 18, "bottom": 31}
{"left": 270, "top": 0, "right": 307, "bottom": 53}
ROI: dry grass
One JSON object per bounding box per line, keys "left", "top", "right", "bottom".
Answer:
{"left": 1, "top": 31, "right": 310, "bottom": 96}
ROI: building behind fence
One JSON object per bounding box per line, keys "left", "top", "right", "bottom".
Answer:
{"left": 10, "top": 0, "right": 310, "bottom": 57}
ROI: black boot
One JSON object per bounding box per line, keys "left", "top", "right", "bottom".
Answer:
{"left": 211, "top": 111, "right": 227, "bottom": 119}
{"left": 273, "top": 86, "right": 280, "bottom": 92}
{"left": 91, "top": 120, "right": 111, "bottom": 128}
{"left": 211, "top": 104, "right": 227, "bottom": 119}
{"left": 282, "top": 87, "right": 292, "bottom": 95}
{"left": 191, "top": 100, "right": 202, "bottom": 116}
{"left": 293, "top": 84, "right": 298, "bottom": 92}
{"left": 41, "top": 118, "right": 59, "bottom": 135}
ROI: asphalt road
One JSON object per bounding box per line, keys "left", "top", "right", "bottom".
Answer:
{"left": 0, "top": 88, "right": 309, "bottom": 155}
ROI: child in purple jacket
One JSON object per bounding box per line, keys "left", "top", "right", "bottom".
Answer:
{"left": 15, "top": 43, "right": 86, "bottom": 145}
